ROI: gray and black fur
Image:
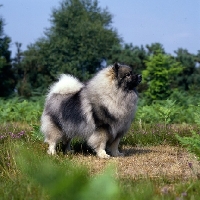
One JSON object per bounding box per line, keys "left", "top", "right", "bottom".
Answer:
{"left": 41, "top": 63, "right": 142, "bottom": 158}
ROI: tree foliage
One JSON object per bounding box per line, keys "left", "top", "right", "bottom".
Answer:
{"left": 1, "top": 2, "right": 199, "bottom": 99}
{"left": 146, "top": 43, "right": 165, "bottom": 56}
{"left": 174, "top": 48, "right": 200, "bottom": 91}
{"left": 17, "top": 0, "right": 121, "bottom": 96}
{"left": 142, "top": 51, "right": 183, "bottom": 102}
{"left": 12, "top": 42, "right": 33, "bottom": 97}
{"left": 46, "top": 0, "right": 121, "bottom": 76}
{"left": 0, "top": 15, "right": 15, "bottom": 97}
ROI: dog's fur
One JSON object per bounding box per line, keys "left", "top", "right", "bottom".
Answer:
{"left": 41, "top": 63, "right": 142, "bottom": 158}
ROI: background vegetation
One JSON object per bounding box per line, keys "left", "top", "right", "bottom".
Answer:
{"left": 0, "top": 0, "right": 200, "bottom": 199}
{"left": 0, "top": 0, "right": 200, "bottom": 99}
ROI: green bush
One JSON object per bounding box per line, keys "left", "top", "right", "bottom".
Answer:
{"left": 176, "top": 131, "right": 200, "bottom": 160}
{"left": 0, "top": 97, "right": 44, "bottom": 123}
{"left": 136, "top": 99, "right": 179, "bottom": 124}
{"left": 137, "top": 90, "right": 200, "bottom": 124}
{"left": 176, "top": 105, "right": 200, "bottom": 160}
{"left": 142, "top": 52, "right": 183, "bottom": 102}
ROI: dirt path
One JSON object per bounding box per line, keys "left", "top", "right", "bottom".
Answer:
{"left": 70, "top": 145, "right": 200, "bottom": 181}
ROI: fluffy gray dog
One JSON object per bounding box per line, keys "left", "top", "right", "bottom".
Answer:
{"left": 41, "top": 63, "right": 142, "bottom": 158}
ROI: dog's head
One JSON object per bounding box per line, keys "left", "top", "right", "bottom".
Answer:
{"left": 112, "top": 63, "right": 142, "bottom": 90}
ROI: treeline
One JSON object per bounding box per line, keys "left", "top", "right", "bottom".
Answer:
{"left": 0, "top": 0, "right": 200, "bottom": 102}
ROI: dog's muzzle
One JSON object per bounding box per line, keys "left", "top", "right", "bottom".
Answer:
{"left": 137, "top": 74, "right": 142, "bottom": 84}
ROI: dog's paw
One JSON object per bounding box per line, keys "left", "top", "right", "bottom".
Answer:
{"left": 117, "top": 152, "right": 124, "bottom": 157}
{"left": 111, "top": 151, "right": 124, "bottom": 157}
{"left": 47, "top": 144, "right": 57, "bottom": 155}
{"left": 47, "top": 149, "right": 56, "bottom": 155}
{"left": 64, "top": 150, "right": 75, "bottom": 155}
{"left": 97, "top": 150, "right": 110, "bottom": 159}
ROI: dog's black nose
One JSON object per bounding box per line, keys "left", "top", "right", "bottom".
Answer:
{"left": 137, "top": 74, "right": 142, "bottom": 83}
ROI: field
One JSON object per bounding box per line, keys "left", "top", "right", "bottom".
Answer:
{"left": 0, "top": 97, "right": 200, "bottom": 200}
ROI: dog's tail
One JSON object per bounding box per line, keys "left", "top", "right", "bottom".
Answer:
{"left": 48, "top": 74, "right": 84, "bottom": 96}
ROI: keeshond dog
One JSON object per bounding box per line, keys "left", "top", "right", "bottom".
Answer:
{"left": 41, "top": 63, "right": 142, "bottom": 158}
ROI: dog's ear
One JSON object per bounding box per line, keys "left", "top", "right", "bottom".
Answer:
{"left": 113, "top": 63, "right": 120, "bottom": 74}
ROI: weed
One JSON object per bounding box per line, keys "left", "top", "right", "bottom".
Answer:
{"left": 0, "top": 97, "right": 43, "bottom": 124}
{"left": 1, "top": 96, "right": 200, "bottom": 199}
{"left": 122, "top": 122, "right": 197, "bottom": 146}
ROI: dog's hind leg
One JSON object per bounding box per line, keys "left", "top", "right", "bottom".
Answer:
{"left": 41, "top": 115, "right": 63, "bottom": 155}
{"left": 107, "top": 137, "right": 124, "bottom": 157}
{"left": 47, "top": 141, "right": 57, "bottom": 155}
{"left": 62, "top": 137, "right": 74, "bottom": 154}
{"left": 87, "top": 129, "right": 110, "bottom": 159}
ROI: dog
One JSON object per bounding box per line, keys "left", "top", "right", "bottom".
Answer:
{"left": 41, "top": 63, "right": 142, "bottom": 158}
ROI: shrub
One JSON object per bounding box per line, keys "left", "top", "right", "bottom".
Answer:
{"left": 176, "top": 104, "right": 200, "bottom": 160}
{"left": 136, "top": 99, "right": 179, "bottom": 124}
{"left": 0, "top": 97, "right": 44, "bottom": 123}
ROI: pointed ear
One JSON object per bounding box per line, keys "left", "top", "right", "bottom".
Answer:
{"left": 113, "top": 62, "right": 120, "bottom": 74}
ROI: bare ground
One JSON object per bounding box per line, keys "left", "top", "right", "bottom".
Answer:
{"left": 69, "top": 145, "right": 200, "bottom": 181}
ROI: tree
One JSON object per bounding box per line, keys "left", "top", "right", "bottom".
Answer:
{"left": 12, "top": 42, "right": 33, "bottom": 97}
{"left": 20, "top": 0, "right": 121, "bottom": 96}
{"left": 174, "top": 48, "right": 200, "bottom": 91}
{"left": 146, "top": 43, "right": 165, "bottom": 56}
{"left": 0, "top": 15, "right": 15, "bottom": 97}
{"left": 142, "top": 51, "right": 183, "bottom": 103}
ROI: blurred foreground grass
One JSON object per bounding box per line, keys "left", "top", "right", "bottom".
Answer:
{"left": 1, "top": 122, "right": 200, "bottom": 200}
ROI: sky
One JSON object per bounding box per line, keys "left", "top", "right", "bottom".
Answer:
{"left": 1, "top": 0, "right": 200, "bottom": 57}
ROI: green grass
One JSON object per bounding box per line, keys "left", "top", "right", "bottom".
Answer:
{"left": 1, "top": 122, "right": 200, "bottom": 200}
{"left": 122, "top": 122, "right": 198, "bottom": 147}
{"left": 1, "top": 97, "right": 200, "bottom": 199}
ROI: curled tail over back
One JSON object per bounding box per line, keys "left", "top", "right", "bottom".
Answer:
{"left": 48, "top": 74, "right": 84, "bottom": 96}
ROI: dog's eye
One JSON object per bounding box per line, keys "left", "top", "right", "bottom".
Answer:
{"left": 126, "top": 72, "right": 131, "bottom": 77}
